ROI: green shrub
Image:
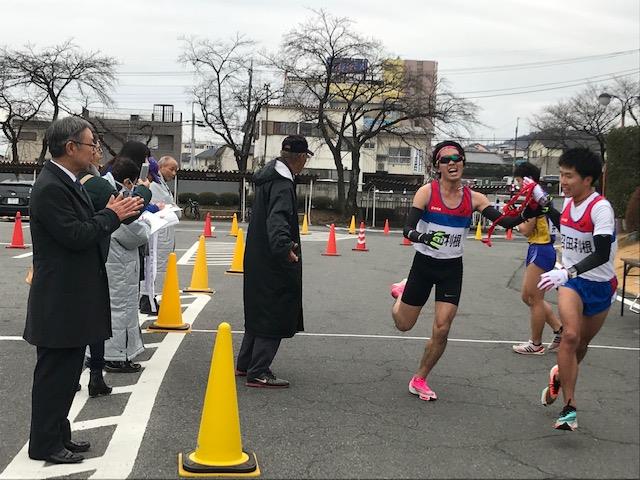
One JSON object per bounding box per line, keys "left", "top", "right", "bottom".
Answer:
{"left": 312, "top": 195, "right": 333, "bottom": 210}
{"left": 219, "top": 192, "right": 239, "bottom": 206}
{"left": 606, "top": 126, "right": 640, "bottom": 218}
{"left": 178, "top": 192, "right": 199, "bottom": 204}
{"left": 198, "top": 192, "right": 218, "bottom": 206}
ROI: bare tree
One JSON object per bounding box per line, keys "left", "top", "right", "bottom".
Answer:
{"left": 605, "top": 76, "right": 640, "bottom": 127}
{"left": 1, "top": 40, "right": 118, "bottom": 163}
{"left": 0, "top": 68, "right": 47, "bottom": 163}
{"left": 531, "top": 83, "right": 624, "bottom": 160}
{"left": 180, "top": 35, "right": 270, "bottom": 172}
{"left": 270, "top": 10, "right": 478, "bottom": 214}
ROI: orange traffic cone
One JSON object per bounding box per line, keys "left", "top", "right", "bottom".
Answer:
{"left": 6, "top": 211, "right": 27, "bottom": 249}
{"left": 202, "top": 212, "right": 214, "bottom": 238}
{"left": 322, "top": 224, "right": 340, "bottom": 256}
{"left": 352, "top": 222, "right": 369, "bottom": 252}
{"left": 506, "top": 228, "right": 513, "bottom": 240}
{"left": 383, "top": 219, "right": 390, "bottom": 236}
{"left": 401, "top": 235, "right": 412, "bottom": 246}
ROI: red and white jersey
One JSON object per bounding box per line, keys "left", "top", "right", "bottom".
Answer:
{"left": 560, "top": 191, "right": 617, "bottom": 282}
{"left": 415, "top": 181, "right": 473, "bottom": 259}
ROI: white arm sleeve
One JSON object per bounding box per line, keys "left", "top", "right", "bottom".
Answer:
{"left": 591, "top": 200, "right": 615, "bottom": 236}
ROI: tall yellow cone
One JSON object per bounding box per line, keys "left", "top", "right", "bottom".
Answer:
{"left": 348, "top": 215, "right": 356, "bottom": 234}
{"left": 300, "top": 213, "right": 309, "bottom": 235}
{"left": 148, "top": 253, "right": 190, "bottom": 332}
{"left": 475, "top": 220, "right": 483, "bottom": 240}
{"left": 229, "top": 213, "right": 239, "bottom": 237}
{"left": 178, "top": 322, "right": 260, "bottom": 477}
{"left": 184, "top": 236, "right": 214, "bottom": 294}
{"left": 226, "top": 228, "right": 245, "bottom": 275}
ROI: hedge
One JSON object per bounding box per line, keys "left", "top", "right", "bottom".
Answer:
{"left": 606, "top": 126, "right": 640, "bottom": 219}
{"left": 178, "top": 192, "right": 199, "bottom": 204}
{"left": 218, "top": 192, "right": 239, "bottom": 206}
{"left": 198, "top": 192, "right": 218, "bottom": 206}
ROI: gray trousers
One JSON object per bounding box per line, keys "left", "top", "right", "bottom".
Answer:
{"left": 236, "top": 331, "right": 281, "bottom": 379}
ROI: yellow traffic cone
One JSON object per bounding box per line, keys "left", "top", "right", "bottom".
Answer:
{"left": 226, "top": 228, "right": 245, "bottom": 275}
{"left": 229, "top": 213, "right": 239, "bottom": 237}
{"left": 475, "top": 220, "right": 483, "bottom": 240}
{"left": 178, "top": 322, "right": 260, "bottom": 477}
{"left": 184, "top": 236, "right": 214, "bottom": 294}
{"left": 148, "top": 253, "right": 190, "bottom": 332}
{"left": 301, "top": 213, "right": 309, "bottom": 235}
{"left": 348, "top": 215, "right": 356, "bottom": 234}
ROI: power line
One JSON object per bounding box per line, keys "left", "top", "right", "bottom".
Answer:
{"left": 440, "top": 49, "right": 639, "bottom": 75}
{"left": 464, "top": 70, "right": 639, "bottom": 99}
{"left": 454, "top": 69, "right": 638, "bottom": 95}
{"left": 114, "top": 49, "right": 639, "bottom": 78}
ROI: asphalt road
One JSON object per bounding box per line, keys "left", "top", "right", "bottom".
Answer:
{"left": 0, "top": 219, "right": 638, "bottom": 479}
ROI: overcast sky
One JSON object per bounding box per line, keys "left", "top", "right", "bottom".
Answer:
{"left": 2, "top": 0, "right": 638, "bottom": 144}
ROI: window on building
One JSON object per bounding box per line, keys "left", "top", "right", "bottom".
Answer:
{"left": 364, "top": 141, "right": 375, "bottom": 149}
{"left": 157, "top": 135, "right": 174, "bottom": 151}
{"left": 18, "top": 131, "right": 37, "bottom": 141}
{"left": 299, "top": 122, "right": 322, "bottom": 137}
{"left": 388, "top": 146, "right": 411, "bottom": 164}
{"left": 531, "top": 150, "right": 538, "bottom": 158}
{"left": 273, "top": 122, "right": 298, "bottom": 135}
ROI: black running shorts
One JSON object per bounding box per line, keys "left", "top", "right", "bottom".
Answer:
{"left": 401, "top": 253, "right": 463, "bottom": 307}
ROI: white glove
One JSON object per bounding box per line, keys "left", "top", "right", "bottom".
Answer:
{"left": 522, "top": 177, "right": 550, "bottom": 206}
{"left": 537, "top": 268, "right": 569, "bottom": 291}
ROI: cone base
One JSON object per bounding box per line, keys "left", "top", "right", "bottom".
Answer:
{"left": 6, "top": 245, "right": 28, "bottom": 249}
{"left": 225, "top": 270, "right": 244, "bottom": 275}
{"left": 178, "top": 451, "right": 260, "bottom": 478}
{"left": 148, "top": 322, "right": 191, "bottom": 333}
{"left": 352, "top": 248, "right": 369, "bottom": 252}
{"left": 321, "top": 252, "right": 341, "bottom": 256}
{"left": 202, "top": 234, "right": 215, "bottom": 238}
{"left": 183, "top": 288, "right": 215, "bottom": 294}
{"left": 400, "top": 243, "right": 412, "bottom": 246}
{"left": 300, "top": 232, "right": 310, "bottom": 235}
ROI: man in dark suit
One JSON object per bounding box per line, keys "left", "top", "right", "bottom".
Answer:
{"left": 24, "top": 117, "right": 143, "bottom": 464}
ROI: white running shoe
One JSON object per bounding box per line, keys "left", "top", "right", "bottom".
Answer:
{"left": 512, "top": 340, "right": 545, "bottom": 355}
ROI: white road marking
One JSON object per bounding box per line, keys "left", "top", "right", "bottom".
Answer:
{"left": 0, "top": 242, "right": 32, "bottom": 247}
{"left": 12, "top": 252, "right": 32, "bottom": 259}
{"left": 188, "top": 329, "right": 640, "bottom": 352}
{"left": 0, "top": 294, "right": 211, "bottom": 480}
{"left": 177, "top": 241, "right": 236, "bottom": 266}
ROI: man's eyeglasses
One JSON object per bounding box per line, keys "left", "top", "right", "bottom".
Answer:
{"left": 438, "top": 155, "right": 464, "bottom": 165}
{"left": 70, "top": 140, "right": 101, "bottom": 150}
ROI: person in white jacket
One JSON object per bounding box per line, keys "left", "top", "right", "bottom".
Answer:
{"left": 139, "top": 156, "right": 181, "bottom": 314}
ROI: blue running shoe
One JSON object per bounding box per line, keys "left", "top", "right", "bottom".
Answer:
{"left": 554, "top": 404, "right": 577, "bottom": 431}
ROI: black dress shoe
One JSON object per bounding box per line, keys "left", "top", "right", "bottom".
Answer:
{"left": 64, "top": 439, "right": 91, "bottom": 453}
{"left": 104, "top": 360, "right": 142, "bottom": 373}
{"left": 43, "top": 448, "right": 84, "bottom": 464}
{"left": 76, "top": 383, "right": 81, "bottom": 392}
{"left": 139, "top": 295, "right": 159, "bottom": 314}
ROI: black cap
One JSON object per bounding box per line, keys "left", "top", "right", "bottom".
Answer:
{"left": 282, "top": 135, "right": 314, "bottom": 156}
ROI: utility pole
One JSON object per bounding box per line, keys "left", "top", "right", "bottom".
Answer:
{"left": 511, "top": 117, "right": 520, "bottom": 179}
{"left": 263, "top": 83, "right": 270, "bottom": 167}
{"left": 190, "top": 101, "right": 196, "bottom": 170}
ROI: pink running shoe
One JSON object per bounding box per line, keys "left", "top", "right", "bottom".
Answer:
{"left": 408, "top": 375, "right": 437, "bottom": 401}
{"left": 391, "top": 278, "right": 407, "bottom": 299}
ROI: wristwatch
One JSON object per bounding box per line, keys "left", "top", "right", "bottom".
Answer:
{"left": 567, "top": 266, "right": 578, "bottom": 279}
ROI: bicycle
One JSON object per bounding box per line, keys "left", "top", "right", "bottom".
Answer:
{"left": 186, "top": 198, "right": 201, "bottom": 220}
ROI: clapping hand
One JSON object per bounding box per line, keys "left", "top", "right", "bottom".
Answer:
{"left": 106, "top": 194, "right": 143, "bottom": 221}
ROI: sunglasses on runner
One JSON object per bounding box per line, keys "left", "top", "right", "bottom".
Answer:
{"left": 438, "top": 155, "right": 464, "bottom": 165}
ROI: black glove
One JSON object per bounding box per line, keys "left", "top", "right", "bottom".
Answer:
{"left": 419, "top": 231, "right": 449, "bottom": 249}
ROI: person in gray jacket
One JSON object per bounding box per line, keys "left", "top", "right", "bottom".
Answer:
{"left": 139, "top": 155, "right": 181, "bottom": 314}
{"left": 88, "top": 158, "right": 152, "bottom": 373}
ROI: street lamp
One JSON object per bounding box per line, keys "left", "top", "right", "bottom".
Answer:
{"left": 598, "top": 92, "right": 626, "bottom": 127}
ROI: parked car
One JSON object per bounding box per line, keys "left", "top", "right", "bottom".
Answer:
{"left": 0, "top": 180, "right": 33, "bottom": 217}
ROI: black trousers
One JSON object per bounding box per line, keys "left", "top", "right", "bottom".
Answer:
{"left": 29, "top": 346, "right": 85, "bottom": 459}
{"left": 88, "top": 342, "right": 105, "bottom": 370}
{"left": 236, "top": 332, "right": 281, "bottom": 379}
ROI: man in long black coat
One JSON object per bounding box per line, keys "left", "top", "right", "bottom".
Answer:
{"left": 237, "top": 135, "right": 312, "bottom": 388}
{"left": 23, "top": 117, "right": 142, "bottom": 464}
